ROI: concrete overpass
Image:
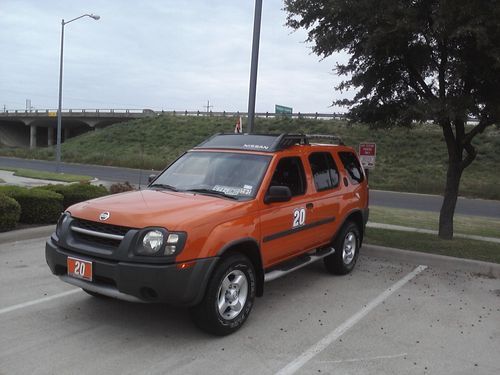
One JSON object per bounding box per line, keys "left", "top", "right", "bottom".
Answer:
{"left": 0, "top": 109, "right": 156, "bottom": 148}
{"left": 0, "top": 109, "right": 344, "bottom": 148}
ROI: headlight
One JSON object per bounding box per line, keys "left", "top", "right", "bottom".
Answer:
{"left": 141, "top": 230, "right": 164, "bottom": 254}
{"left": 135, "top": 229, "right": 187, "bottom": 257}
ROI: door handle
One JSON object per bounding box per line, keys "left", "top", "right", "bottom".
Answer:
{"left": 306, "top": 203, "right": 314, "bottom": 210}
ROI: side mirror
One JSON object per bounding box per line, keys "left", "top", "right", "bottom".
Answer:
{"left": 264, "top": 186, "right": 292, "bottom": 204}
{"left": 148, "top": 174, "right": 157, "bottom": 183}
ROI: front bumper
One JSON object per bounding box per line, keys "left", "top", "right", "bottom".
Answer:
{"left": 45, "top": 236, "right": 218, "bottom": 306}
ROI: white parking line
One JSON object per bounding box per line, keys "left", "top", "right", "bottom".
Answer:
{"left": 0, "top": 289, "right": 81, "bottom": 315}
{"left": 275, "top": 265, "right": 427, "bottom": 375}
{"left": 318, "top": 352, "right": 407, "bottom": 364}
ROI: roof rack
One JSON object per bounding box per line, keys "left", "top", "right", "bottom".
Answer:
{"left": 195, "top": 133, "right": 343, "bottom": 152}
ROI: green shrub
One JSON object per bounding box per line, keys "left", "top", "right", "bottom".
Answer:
{"left": 0, "top": 185, "right": 26, "bottom": 196}
{"left": 38, "top": 183, "right": 108, "bottom": 208}
{"left": 0, "top": 193, "right": 21, "bottom": 231}
{"left": 0, "top": 186, "right": 63, "bottom": 224}
{"left": 109, "top": 181, "right": 135, "bottom": 194}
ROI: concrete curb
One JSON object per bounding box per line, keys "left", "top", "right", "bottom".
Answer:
{"left": 367, "top": 222, "right": 500, "bottom": 244}
{"left": 0, "top": 225, "right": 54, "bottom": 245}
{"left": 363, "top": 243, "right": 500, "bottom": 278}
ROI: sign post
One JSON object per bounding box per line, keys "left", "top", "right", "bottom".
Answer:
{"left": 359, "top": 143, "right": 376, "bottom": 180}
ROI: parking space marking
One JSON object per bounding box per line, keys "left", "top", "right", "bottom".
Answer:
{"left": 318, "top": 353, "right": 407, "bottom": 364}
{"left": 275, "top": 265, "right": 427, "bottom": 375}
{"left": 0, "top": 289, "right": 80, "bottom": 315}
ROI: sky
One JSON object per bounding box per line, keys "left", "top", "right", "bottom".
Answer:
{"left": 0, "top": 0, "right": 350, "bottom": 113}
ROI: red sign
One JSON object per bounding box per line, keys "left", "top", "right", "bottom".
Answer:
{"left": 359, "top": 143, "right": 376, "bottom": 169}
{"left": 67, "top": 257, "right": 93, "bottom": 282}
{"left": 359, "top": 143, "right": 376, "bottom": 156}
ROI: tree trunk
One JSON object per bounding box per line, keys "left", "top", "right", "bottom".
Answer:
{"left": 438, "top": 160, "right": 462, "bottom": 239}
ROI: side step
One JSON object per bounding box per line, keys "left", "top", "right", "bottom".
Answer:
{"left": 264, "top": 247, "right": 335, "bottom": 282}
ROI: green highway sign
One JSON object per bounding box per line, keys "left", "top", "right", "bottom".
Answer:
{"left": 275, "top": 104, "right": 293, "bottom": 117}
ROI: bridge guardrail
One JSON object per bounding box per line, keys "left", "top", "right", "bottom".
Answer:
{"left": 0, "top": 109, "right": 347, "bottom": 120}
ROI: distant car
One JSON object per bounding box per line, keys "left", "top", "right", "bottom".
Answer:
{"left": 46, "top": 133, "right": 369, "bottom": 335}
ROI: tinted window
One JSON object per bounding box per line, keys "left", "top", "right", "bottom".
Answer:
{"left": 269, "top": 157, "right": 306, "bottom": 196}
{"left": 309, "top": 152, "right": 340, "bottom": 191}
{"left": 339, "top": 152, "right": 364, "bottom": 184}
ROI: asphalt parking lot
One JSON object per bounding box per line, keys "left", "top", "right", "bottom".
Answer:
{"left": 1, "top": 237, "right": 499, "bottom": 375}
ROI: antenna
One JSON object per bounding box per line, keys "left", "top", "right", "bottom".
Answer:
{"left": 138, "top": 143, "right": 144, "bottom": 190}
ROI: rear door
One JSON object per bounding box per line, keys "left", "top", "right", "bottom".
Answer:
{"left": 303, "top": 151, "right": 343, "bottom": 245}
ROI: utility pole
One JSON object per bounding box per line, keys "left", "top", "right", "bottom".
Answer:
{"left": 203, "top": 100, "right": 213, "bottom": 114}
{"left": 247, "top": 0, "right": 263, "bottom": 134}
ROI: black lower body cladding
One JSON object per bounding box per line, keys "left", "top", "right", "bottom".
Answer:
{"left": 45, "top": 236, "right": 218, "bottom": 306}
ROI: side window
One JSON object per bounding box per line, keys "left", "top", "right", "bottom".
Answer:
{"left": 309, "top": 152, "right": 340, "bottom": 191}
{"left": 269, "top": 157, "right": 306, "bottom": 196}
{"left": 339, "top": 152, "right": 364, "bottom": 184}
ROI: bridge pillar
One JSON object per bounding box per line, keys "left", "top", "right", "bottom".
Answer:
{"left": 47, "top": 127, "right": 54, "bottom": 146}
{"left": 64, "top": 127, "right": 70, "bottom": 141}
{"left": 30, "top": 125, "right": 37, "bottom": 149}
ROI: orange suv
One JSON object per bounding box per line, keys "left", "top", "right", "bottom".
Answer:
{"left": 46, "top": 133, "right": 369, "bottom": 335}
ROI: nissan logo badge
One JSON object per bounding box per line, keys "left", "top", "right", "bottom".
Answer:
{"left": 99, "top": 211, "right": 110, "bottom": 221}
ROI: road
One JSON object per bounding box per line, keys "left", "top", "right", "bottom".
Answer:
{"left": 1, "top": 156, "right": 499, "bottom": 218}
{"left": 1, "top": 236, "right": 499, "bottom": 374}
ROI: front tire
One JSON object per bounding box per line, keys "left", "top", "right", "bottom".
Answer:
{"left": 324, "top": 221, "right": 360, "bottom": 275}
{"left": 190, "top": 253, "right": 256, "bottom": 336}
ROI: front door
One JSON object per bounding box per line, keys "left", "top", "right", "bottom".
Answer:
{"left": 260, "top": 156, "right": 318, "bottom": 266}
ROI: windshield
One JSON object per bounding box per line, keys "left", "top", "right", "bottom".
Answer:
{"left": 150, "top": 151, "right": 271, "bottom": 200}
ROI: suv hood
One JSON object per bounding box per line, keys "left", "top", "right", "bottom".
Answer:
{"left": 68, "top": 189, "right": 241, "bottom": 230}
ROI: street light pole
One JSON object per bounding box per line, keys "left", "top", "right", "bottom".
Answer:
{"left": 247, "top": 0, "right": 263, "bottom": 134}
{"left": 56, "top": 14, "right": 100, "bottom": 173}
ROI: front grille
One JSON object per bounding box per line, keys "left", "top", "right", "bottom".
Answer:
{"left": 72, "top": 218, "right": 133, "bottom": 237}
{"left": 71, "top": 218, "right": 135, "bottom": 249}
{"left": 73, "top": 231, "right": 122, "bottom": 248}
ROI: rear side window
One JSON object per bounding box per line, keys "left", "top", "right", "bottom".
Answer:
{"left": 339, "top": 152, "right": 364, "bottom": 184}
{"left": 269, "top": 157, "right": 306, "bottom": 196}
{"left": 309, "top": 152, "right": 340, "bottom": 191}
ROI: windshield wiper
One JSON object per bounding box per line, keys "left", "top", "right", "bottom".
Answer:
{"left": 149, "top": 183, "right": 178, "bottom": 192}
{"left": 186, "top": 188, "right": 238, "bottom": 200}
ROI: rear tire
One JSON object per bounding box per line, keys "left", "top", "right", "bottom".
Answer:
{"left": 324, "top": 221, "right": 360, "bottom": 275}
{"left": 190, "top": 254, "right": 256, "bottom": 336}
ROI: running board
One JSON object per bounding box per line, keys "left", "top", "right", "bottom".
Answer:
{"left": 264, "top": 247, "right": 335, "bottom": 282}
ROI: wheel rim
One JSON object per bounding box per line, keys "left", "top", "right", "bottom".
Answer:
{"left": 342, "top": 232, "right": 357, "bottom": 264}
{"left": 217, "top": 269, "right": 248, "bottom": 320}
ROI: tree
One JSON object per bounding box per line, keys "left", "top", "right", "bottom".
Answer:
{"left": 285, "top": 0, "right": 500, "bottom": 239}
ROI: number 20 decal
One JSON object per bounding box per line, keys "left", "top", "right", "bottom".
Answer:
{"left": 74, "top": 261, "right": 86, "bottom": 276}
{"left": 293, "top": 208, "right": 306, "bottom": 228}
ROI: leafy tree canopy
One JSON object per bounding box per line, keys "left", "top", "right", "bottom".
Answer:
{"left": 285, "top": 0, "right": 500, "bottom": 238}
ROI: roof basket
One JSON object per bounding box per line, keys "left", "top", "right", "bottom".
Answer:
{"left": 271, "top": 134, "right": 309, "bottom": 151}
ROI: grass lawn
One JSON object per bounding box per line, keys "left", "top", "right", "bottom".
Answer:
{"left": 365, "top": 227, "right": 500, "bottom": 264}
{"left": 0, "top": 167, "right": 92, "bottom": 183}
{"left": 0, "top": 116, "right": 499, "bottom": 199}
{"left": 369, "top": 205, "right": 500, "bottom": 239}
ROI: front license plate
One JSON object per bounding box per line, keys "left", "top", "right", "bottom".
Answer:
{"left": 67, "top": 257, "right": 93, "bottom": 282}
